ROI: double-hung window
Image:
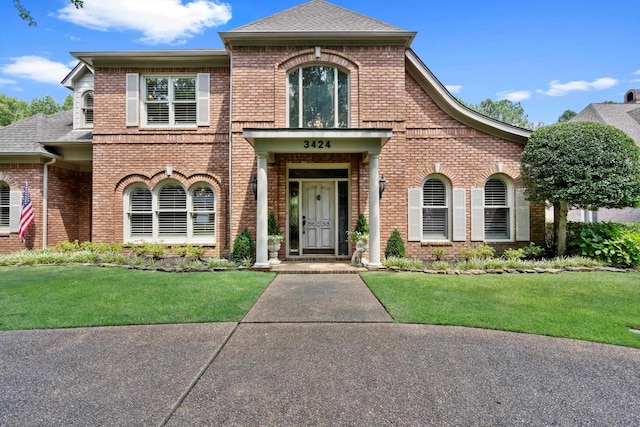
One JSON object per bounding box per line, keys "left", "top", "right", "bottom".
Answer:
{"left": 143, "top": 76, "right": 196, "bottom": 126}
{"left": 288, "top": 66, "right": 349, "bottom": 128}
{"left": 125, "top": 181, "right": 216, "bottom": 244}
{"left": 484, "top": 178, "right": 510, "bottom": 240}
{"left": 422, "top": 177, "right": 449, "bottom": 240}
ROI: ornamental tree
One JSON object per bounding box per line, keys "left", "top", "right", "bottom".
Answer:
{"left": 521, "top": 121, "right": 640, "bottom": 256}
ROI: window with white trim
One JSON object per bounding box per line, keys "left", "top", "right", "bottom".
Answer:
{"left": 288, "top": 65, "right": 349, "bottom": 128}
{"left": 143, "top": 75, "right": 196, "bottom": 126}
{"left": 82, "top": 91, "right": 94, "bottom": 126}
{"left": 0, "top": 182, "right": 9, "bottom": 231}
{"left": 125, "top": 181, "right": 216, "bottom": 243}
{"left": 422, "top": 176, "right": 450, "bottom": 240}
{"left": 484, "top": 177, "right": 511, "bottom": 240}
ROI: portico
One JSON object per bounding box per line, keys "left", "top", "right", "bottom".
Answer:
{"left": 243, "top": 128, "right": 392, "bottom": 269}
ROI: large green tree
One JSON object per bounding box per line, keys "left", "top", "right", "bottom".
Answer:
{"left": 458, "top": 98, "right": 542, "bottom": 130}
{"left": 0, "top": 94, "right": 29, "bottom": 126}
{"left": 521, "top": 122, "right": 640, "bottom": 256}
{"left": 14, "top": 0, "right": 83, "bottom": 26}
{"left": 0, "top": 94, "right": 74, "bottom": 127}
{"left": 557, "top": 109, "right": 577, "bottom": 123}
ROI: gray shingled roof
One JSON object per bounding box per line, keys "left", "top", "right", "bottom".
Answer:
{"left": 0, "top": 110, "right": 91, "bottom": 155}
{"left": 571, "top": 103, "right": 640, "bottom": 145}
{"left": 229, "top": 0, "right": 406, "bottom": 33}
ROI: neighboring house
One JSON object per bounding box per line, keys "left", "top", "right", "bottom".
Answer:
{"left": 568, "top": 89, "right": 640, "bottom": 222}
{"left": 0, "top": 0, "right": 545, "bottom": 265}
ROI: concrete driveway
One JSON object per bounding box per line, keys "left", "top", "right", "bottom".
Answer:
{"left": 1, "top": 274, "right": 639, "bottom": 426}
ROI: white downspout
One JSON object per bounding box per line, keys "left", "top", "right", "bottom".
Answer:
{"left": 227, "top": 50, "right": 234, "bottom": 260}
{"left": 42, "top": 158, "right": 57, "bottom": 249}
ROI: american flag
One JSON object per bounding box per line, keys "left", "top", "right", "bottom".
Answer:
{"left": 18, "top": 182, "right": 34, "bottom": 244}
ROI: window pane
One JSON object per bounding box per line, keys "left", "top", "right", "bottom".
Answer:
{"left": 485, "top": 179, "right": 507, "bottom": 206}
{"left": 147, "top": 103, "right": 169, "bottom": 124}
{"left": 172, "top": 77, "right": 195, "bottom": 101}
{"left": 159, "top": 185, "right": 186, "bottom": 209}
{"left": 130, "top": 187, "right": 152, "bottom": 212}
{"left": 485, "top": 207, "right": 509, "bottom": 239}
{"left": 159, "top": 212, "right": 188, "bottom": 235}
{"left": 131, "top": 214, "right": 153, "bottom": 236}
{"left": 84, "top": 92, "right": 94, "bottom": 124}
{"left": 175, "top": 103, "right": 196, "bottom": 124}
{"left": 423, "top": 179, "right": 446, "bottom": 207}
{"left": 288, "top": 70, "right": 299, "bottom": 128}
{"left": 302, "top": 66, "right": 335, "bottom": 128}
{"left": 146, "top": 78, "right": 169, "bottom": 101}
{"left": 423, "top": 208, "right": 448, "bottom": 239}
{"left": 338, "top": 70, "right": 348, "bottom": 128}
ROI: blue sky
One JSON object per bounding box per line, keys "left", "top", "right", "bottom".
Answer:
{"left": 0, "top": 0, "right": 638, "bottom": 125}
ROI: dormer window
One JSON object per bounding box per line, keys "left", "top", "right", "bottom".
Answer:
{"left": 288, "top": 66, "right": 349, "bottom": 128}
{"left": 82, "top": 91, "right": 94, "bottom": 126}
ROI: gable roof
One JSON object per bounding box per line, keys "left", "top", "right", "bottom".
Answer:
{"left": 220, "top": 0, "right": 415, "bottom": 46}
{"left": 571, "top": 103, "right": 640, "bottom": 145}
{"left": 0, "top": 110, "right": 91, "bottom": 157}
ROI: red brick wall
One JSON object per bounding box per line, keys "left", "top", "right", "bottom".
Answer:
{"left": 47, "top": 167, "right": 92, "bottom": 246}
{"left": 0, "top": 165, "right": 42, "bottom": 253}
{"left": 91, "top": 66, "right": 230, "bottom": 257}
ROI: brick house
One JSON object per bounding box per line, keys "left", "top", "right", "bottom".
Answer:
{"left": 0, "top": 0, "right": 545, "bottom": 265}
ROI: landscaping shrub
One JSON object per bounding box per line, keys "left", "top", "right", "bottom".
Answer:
{"left": 432, "top": 247, "right": 447, "bottom": 261}
{"left": 384, "top": 229, "right": 406, "bottom": 259}
{"left": 459, "top": 244, "right": 495, "bottom": 261}
{"left": 567, "top": 221, "right": 640, "bottom": 267}
{"left": 232, "top": 228, "right": 256, "bottom": 263}
{"left": 354, "top": 213, "right": 369, "bottom": 234}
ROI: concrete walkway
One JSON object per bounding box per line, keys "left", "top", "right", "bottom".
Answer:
{"left": 1, "top": 274, "right": 639, "bottom": 426}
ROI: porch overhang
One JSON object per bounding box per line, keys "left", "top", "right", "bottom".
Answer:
{"left": 243, "top": 128, "right": 392, "bottom": 159}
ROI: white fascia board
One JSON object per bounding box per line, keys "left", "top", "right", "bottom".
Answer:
{"left": 405, "top": 49, "right": 530, "bottom": 144}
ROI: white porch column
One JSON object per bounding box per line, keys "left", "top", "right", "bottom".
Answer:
{"left": 254, "top": 153, "right": 270, "bottom": 269}
{"left": 368, "top": 154, "right": 382, "bottom": 268}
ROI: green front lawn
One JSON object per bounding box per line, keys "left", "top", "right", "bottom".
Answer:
{"left": 362, "top": 271, "right": 640, "bottom": 348}
{"left": 0, "top": 266, "right": 274, "bottom": 330}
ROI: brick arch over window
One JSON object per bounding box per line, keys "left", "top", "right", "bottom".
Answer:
{"left": 411, "top": 164, "right": 461, "bottom": 188}
{"left": 275, "top": 49, "right": 360, "bottom": 128}
{"left": 474, "top": 164, "right": 521, "bottom": 188}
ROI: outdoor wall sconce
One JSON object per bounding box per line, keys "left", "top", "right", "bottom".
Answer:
{"left": 250, "top": 175, "right": 257, "bottom": 200}
{"left": 379, "top": 175, "right": 387, "bottom": 200}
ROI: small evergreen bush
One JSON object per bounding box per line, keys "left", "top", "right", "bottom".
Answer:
{"left": 354, "top": 213, "right": 369, "bottom": 234}
{"left": 384, "top": 229, "right": 406, "bottom": 259}
{"left": 232, "top": 228, "right": 256, "bottom": 263}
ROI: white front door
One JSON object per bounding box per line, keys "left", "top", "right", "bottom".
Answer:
{"left": 302, "top": 181, "right": 334, "bottom": 253}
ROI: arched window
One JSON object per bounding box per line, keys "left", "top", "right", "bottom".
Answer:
{"left": 191, "top": 185, "right": 215, "bottom": 237}
{"left": 422, "top": 176, "right": 450, "bottom": 240}
{"left": 124, "top": 181, "right": 216, "bottom": 243}
{"left": 82, "top": 91, "right": 94, "bottom": 125}
{"left": 288, "top": 65, "right": 349, "bottom": 128}
{"left": 158, "top": 183, "right": 187, "bottom": 238}
{"left": 484, "top": 177, "right": 512, "bottom": 240}
{"left": 0, "top": 182, "right": 9, "bottom": 230}
{"left": 128, "top": 185, "right": 152, "bottom": 238}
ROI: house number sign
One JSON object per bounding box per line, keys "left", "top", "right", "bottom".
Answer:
{"left": 303, "top": 140, "right": 332, "bottom": 149}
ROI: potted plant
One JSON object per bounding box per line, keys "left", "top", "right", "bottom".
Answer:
{"left": 348, "top": 213, "right": 369, "bottom": 267}
{"left": 267, "top": 211, "right": 284, "bottom": 264}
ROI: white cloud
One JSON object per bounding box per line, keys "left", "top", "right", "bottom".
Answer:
{"left": 536, "top": 77, "right": 618, "bottom": 97}
{"left": 57, "top": 0, "right": 232, "bottom": 45}
{"left": 634, "top": 70, "right": 640, "bottom": 75}
{"left": 0, "top": 77, "right": 17, "bottom": 86}
{"left": 497, "top": 90, "right": 531, "bottom": 102}
{"left": 0, "top": 56, "right": 73, "bottom": 84}
{"left": 445, "top": 85, "right": 462, "bottom": 94}
{"left": 631, "top": 78, "right": 640, "bottom": 83}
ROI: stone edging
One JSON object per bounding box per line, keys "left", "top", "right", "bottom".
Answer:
{"left": 386, "top": 266, "right": 637, "bottom": 275}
